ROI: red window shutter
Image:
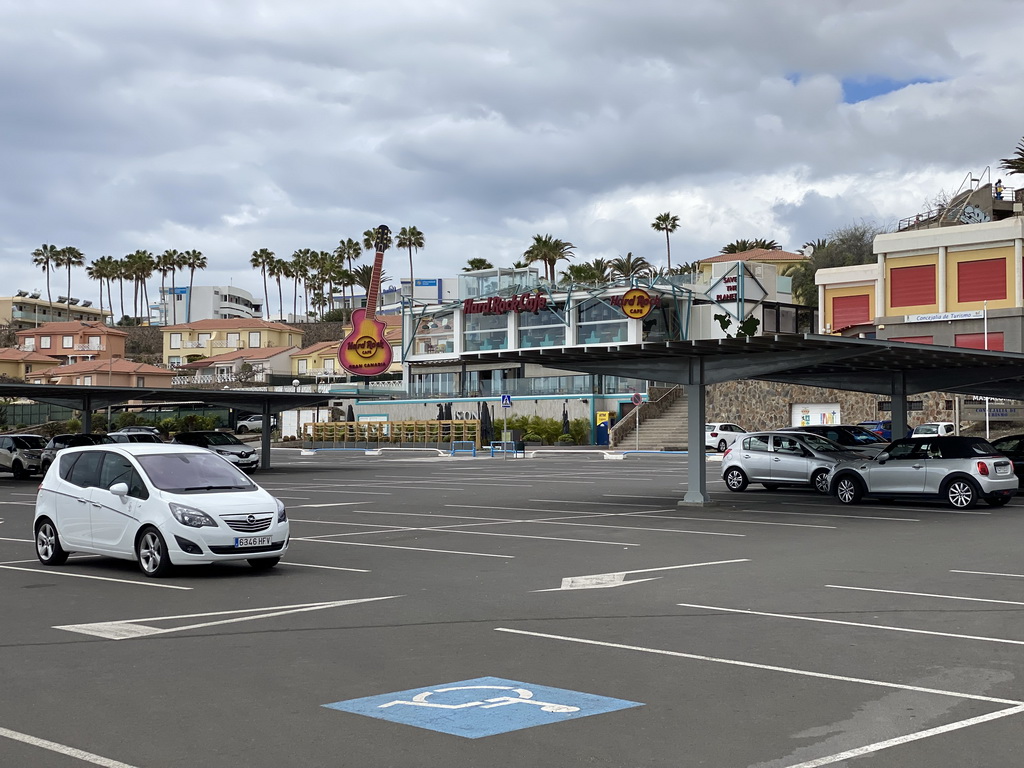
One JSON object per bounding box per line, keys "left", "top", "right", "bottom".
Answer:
{"left": 957, "top": 259, "right": 1006, "bottom": 303}
{"left": 831, "top": 294, "right": 870, "bottom": 329}
{"left": 955, "top": 332, "right": 1004, "bottom": 351}
{"left": 889, "top": 265, "right": 936, "bottom": 307}
{"left": 888, "top": 336, "right": 933, "bottom": 344}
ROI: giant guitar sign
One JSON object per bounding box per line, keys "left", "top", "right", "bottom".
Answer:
{"left": 339, "top": 224, "right": 394, "bottom": 376}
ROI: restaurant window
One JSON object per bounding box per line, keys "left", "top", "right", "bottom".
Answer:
{"left": 518, "top": 304, "right": 567, "bottom": 347}
{"left": 576, "top": 298, "right": 627, "bottom": 344}
{"left": 464, "top": 312, "right": 509, "bottom": 352}
{"left": 413, "top": 311, "right": 455, "bottom": 355}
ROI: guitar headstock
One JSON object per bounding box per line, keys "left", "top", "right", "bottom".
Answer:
{"left": 374, "top": 225, "right": 391, "bottom": 253}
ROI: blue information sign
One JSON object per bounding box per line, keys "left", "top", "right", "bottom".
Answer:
{"left": 501, "top": 394, "right": 512, "bottom": 408}
{"left": 323, "top": 676, "right": 643, "bottom": 739}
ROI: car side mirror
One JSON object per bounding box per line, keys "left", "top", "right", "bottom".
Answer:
{"left": 109, "top": 482, "right": 129, "bottom": 497}
{"left": 876, "top": 452, "right": 889, "bottom": 463}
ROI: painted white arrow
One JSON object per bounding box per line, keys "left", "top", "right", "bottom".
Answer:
{"left": 55, "top": 596, "right": 401, "bottom": 640}
{"left": 534, "top": 559, "right": 750, "bottom": 592}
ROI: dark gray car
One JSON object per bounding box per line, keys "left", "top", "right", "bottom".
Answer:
{"left": 172, "top": 431, "right": 259, "bottom": 472}
{"left": 722, "top": 430, "right": 862, "bottom": 493}
{"left": 777, "top": 424, "right": 888, "bottom": 457}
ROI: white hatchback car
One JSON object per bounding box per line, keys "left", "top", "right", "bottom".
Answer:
{"left": 34, "top": 443, "right": 289, "bottom": 578}
{"left": 705, "top": 422, "right": 747, "bottom": 453}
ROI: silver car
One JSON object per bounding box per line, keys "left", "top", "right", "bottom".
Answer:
{"left": 722, "top": 431, "right": 861, "bottom": 493}
{"left": 828, "top": 436, "right": 1017, "bottom": 509}
{"left": 0, "top": 434, "right": 46, "bottom": 479}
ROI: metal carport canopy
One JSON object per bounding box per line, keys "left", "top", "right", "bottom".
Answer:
{"left": 464, "top": 334, "right": 1024, "bottom": 504}
{"left": 0, "top": 383, "right": 340, "bottom": 470}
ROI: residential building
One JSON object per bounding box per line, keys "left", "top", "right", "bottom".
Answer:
{"left": 0, "top": 293, "right": 111, "bottom": 330}
{"left": 0, "top": 348, "right": 62, "bottom": 380}
{"left": 161, "top": 318, "right": 303, "bottom": 367}
{"left": 153, "top": 285, "right": 263, "bottom": 326}
{"left": 694, "top": 248, "right": 808, "bottom": 280}
{"left": 15, "top": 321, "right": 127, "bottom": 365}
{"left": 28, "top": 358, "right": 177, "bottom": 388}
{"left": 172, "top": 346, "right": 299, "bottom": 386}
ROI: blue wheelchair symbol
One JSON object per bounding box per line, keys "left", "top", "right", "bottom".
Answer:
{"left": 324, "top": 676, "right": 643, "bottom": 738}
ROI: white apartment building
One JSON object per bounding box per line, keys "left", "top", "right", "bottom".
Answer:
{"left": 153, "top": 285, "right": 263, "bottom": 326}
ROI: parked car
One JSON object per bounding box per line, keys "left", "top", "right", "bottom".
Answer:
{"left": 910, "top": 422, "right": 957, "bottom": 438}
{"left": 778, "top": 424, "right": 888, "bottom": 456}
{"left": 235, "top": 415, "right": 276, "bottom": 434}
{"left": 857, "top": 420, "right": 913, "bottom": 441}
{"left": 722, "top": 431, "right": 861, "bottom": 493}
{"left": 0, "top": 434, "right": 47, "bottom": 479}
{"left": 108, "top": 432, "right": 164, "bottom": 444}
{"left": 172, "top": 431, "right": 259, "bottom": 472}
{"left": 988, "top": 433, "right": 1024, "bottom": 486}
{"left": 828, "top": 436, "right": 1017, "bottom": 509}
{"left": 705, "top": 422, "right": 747, "bottom": 453}
{"left": 33, "top": 443, "right": 288, "bottom": 577}
{"left": 109, "top": 425, "right": 162, "bottom": 436}
{"left": 40, "top": 433, "right": 115, "bottom": 474}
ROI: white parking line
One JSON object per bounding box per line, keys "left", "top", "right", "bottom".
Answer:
{"left": 292, "top": 537, "right": 514, "bottom": 558}
{"left": 0, "top": 565, "right": 192, "bottom": 590}
{"left": 0, "top": 536, "right": 32, "bottom": 543}
{"left": 742, "top": 508, "right": 920, "bottom": 522}
{"left": 278, "top": 562, "right": 371, "bottom": 573}
{"left": 676, "top": 602, "right": 1024, "bottom": 646}
{"left": 626, "top": 512, "right": 836, "bottom": 529}
{"left": 290, "top": 502, "right": 363, "bottom": 508}
{"left": 0, "top": 726, "right": 141, "bottom": 768}
{"left": 951, "top": 569, "right": 1024, "bottom": 579}
{"left": 827, "top": 584, "right": 1024, "bottom": 606}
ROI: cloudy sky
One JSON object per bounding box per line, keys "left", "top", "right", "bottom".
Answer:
{"left": 2, "top": 0, "right": 1023, "bottom": 315}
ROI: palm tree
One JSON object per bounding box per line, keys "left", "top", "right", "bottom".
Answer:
{"left": 31, "top": 243, "right": 59, "bottom": 309}
{"left": 181, "top": 249, "right": 207, "bottom": 322}
{"left": 523, "top": 234, "right": 575, "bottom": 281}
{"left": 352, "top": 264, "right": 391, "bottom": 294}
{"left": 609, "top": 252, "right": 653, "bottom": 279}
{"left": 720, "top": 238, "right": 780, "bottom": 254}
{"left": 651, "top": 212, "right": 680, "bottom": 270}
{"left": 463, "top": 258, "right": 494, "bottom": 271}
{"left": 249, "top": 248, "right": 276, "bottom": 317}
{"left": 268, "top": 257, "right": 288, "bottom": 321}
{"left": 999, "top": 137, "right": 1024, "bottom": 177}
{"left": 394, "top": 226, "right": 424, "bottom": 305}
{"left": 52, "top": 246, "right": 86, "bottom": 306}
{"left": 287, "top": 250, "right": 309, "bottom": 320}
{"left": 155, "top": 250, "right": 180, "bottom": 325}
{"left": 86, "top": 256, "right": 116, "bottom": 318}
{"left": 124, "top": 250, "right": 154, "bottom": 321}
{"left": 113, "top": 257, "right": 128, "bottom": 322}
{"left": 290, "top": 248, "right": 315, "bottom": 319}
{"left": 334, "top": 238, "right": 362, "bottom": 308}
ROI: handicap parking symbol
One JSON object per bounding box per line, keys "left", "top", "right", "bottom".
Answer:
{"left": 323, "top": 676, "right": 643, "bottom": 738}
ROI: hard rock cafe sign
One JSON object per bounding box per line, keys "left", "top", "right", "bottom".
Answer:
{"left": 462, "top": 293, "right": 548, "bottom": 315}
{"left": 610, "top": 288, "right": 660, "bottom": 319}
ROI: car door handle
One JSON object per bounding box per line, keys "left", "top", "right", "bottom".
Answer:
{"left": 772, "top": 457, "right": 781, "bottom": 461}
{"left": 912, "top": 464, "right": 924, "bottom": 469}
{"left": 77, "top": 498, "right": 88, "bottom": 504}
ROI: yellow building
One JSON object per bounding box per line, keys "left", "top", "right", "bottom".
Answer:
{"left": 0, "top": 348, "right": 62, "bottom": 380}
{"left": 162, "top": 318, "right": 303, "bottom": 367}
{"left": 0, "top": 294, "right": 111, "bottom": 330}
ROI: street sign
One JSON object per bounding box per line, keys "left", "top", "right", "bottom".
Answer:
{"left": 501, "top": 394, "right": 512, "bottom": 408}
{"left": 631, "top": 393, "right": 643, "bottom": 406}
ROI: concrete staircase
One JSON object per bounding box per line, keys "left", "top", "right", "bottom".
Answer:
{"left": 613, "top": 389, "right": 690, "bottom": 451}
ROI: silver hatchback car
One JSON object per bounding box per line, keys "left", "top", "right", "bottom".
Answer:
{"left": 828, "top": 436, "right": 1017, "bottom": 509}
{"left": 722, "top": 431, "right": 861, "bottom": 493}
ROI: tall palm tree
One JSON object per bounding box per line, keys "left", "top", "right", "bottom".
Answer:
{"left": 181, "top": 249, "right": 207, "bottom": 322}
{"left": 249, "top": 248, "right": 275, "bottom": 317}
{"left": 31, "top": 244, "right": 59, "bottom": 308}
{"left": 113, "top": 257, "right": 128, "bottom": 322}
{"left": 609, "top": 252, "right": 653, "bottom": 279}
{"left": 86, "top": 256, "right": 116, "bottom": 318}
{"left": 334, "top": 238, "right": 362, "bottom": 307}
{"left": 155, "top": 250, "right": 180, "bottom": 325}
{"left": 463, "top": 258, "right": 494, "bottom": 272}
{"left": 290, "top": 248, "right": 314, "bottom": 319}
{"left": 720, "top": 238, "right": 780, "bottom": 254}
{"left": 53, "top": 246, "right": 86, "bottom": 305}
{"left": 651, "top": 212, "right": 680, "bottom": 271}
{"left": 124, "top": 250, "right": 154, "bottom": 321}
{"left": 394, "top": 226, "right": 424, "bottom": 306}
{"left": 268, "top": 256, "right": 288, "bottom": 321}
{"left": 352, "top": 264, "right": 391, "bottom": 294}
{"left": 523, "top": 234, "right": 575, "bottom": 281}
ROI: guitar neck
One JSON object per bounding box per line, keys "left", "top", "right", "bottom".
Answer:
{"left": 364, "top": 249, "right": 385, "bottom": 320}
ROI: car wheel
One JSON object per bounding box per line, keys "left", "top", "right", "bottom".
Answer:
{"left": 762, "top": 483, "right": 780, "bottom": 491}
{"left": 985, "top": 496, "right": 1012, "bottom": 508}
{"left": 136, "top": 526, "right": 173, "bottom": 578}
{"left": 236, "top": 425, "right": 248, "bottom": 434}
{"left": 248, "top": 556, "right": 280, "bottom": 570}
{"left": 35, "top": 518, "right": 68, "bottom": 566}
{"left": 944, "top": 478, "right": 979, "bottom": 509}
{"left": 835, "top": 475, "right": 863, "bottom": 504}
{"left": 717, "top": 439, "right": 728, "bottom": 453}
{"left": 812, "top": 469, "right": 830, "bottom": 494}
{"left": 724, "top": 467, "right": 748, "bottom": 492}
{"left": 12, "top": 461, "right": 27, "bottom": 480}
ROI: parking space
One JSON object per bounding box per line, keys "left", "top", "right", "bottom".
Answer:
{"left": 3, "top": 451, "right": 1024, "bottom": 766}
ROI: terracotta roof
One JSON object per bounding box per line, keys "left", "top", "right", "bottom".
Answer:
{"left": 292, "top": 340, "right": 340, "bottom": 357}
{"left": 162, "top": 318, "right": 300, "bottom": 332}
{"left": 14, "top": 321, "right": 127, "bottom": 337}
{"left": 697, "top": 248, "right": 806, "bottom": 264}
{"left": 176, "top": 346, "right": 299, "bottom": 369}
{"left": 0, "top": 347, "right": 63, "bottom": 363}
{"left": 44, "top": 358, "right": 176, "bottom": 376}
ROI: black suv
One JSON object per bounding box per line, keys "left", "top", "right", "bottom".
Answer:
{"left": 40, "top": 434, "right": 115, "bottom": 474}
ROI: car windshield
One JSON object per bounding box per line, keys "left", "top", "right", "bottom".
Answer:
{"left": 704, "top": 424, "right": 714, "bottom": 431}
{"left": 847, "top": 428, "right": 886, "bottom": 445}
{"left": 799, "top": 434, "right": 848, "bottom": 453}
{"left": 915, "top": 424, "right": 940, "bottom": 434}
{"left": 13, "top": 436, "right": 45, "bottom": 449}
{"left": 136, "top": 452, "right": 256, "bottom": 493}
{"left": 196, "top": 432, "right": 243, "bottom": 446}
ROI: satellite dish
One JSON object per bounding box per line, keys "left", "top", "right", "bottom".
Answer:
{"left": 803, "top": 245, "right": 814, "bottom": 257}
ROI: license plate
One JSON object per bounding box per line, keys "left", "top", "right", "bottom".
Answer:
{"left": 235, "top": 536, "right": 272, "bottom": 548}
{"left": 996, "top": 465, "right": 1011, "bottom": 475}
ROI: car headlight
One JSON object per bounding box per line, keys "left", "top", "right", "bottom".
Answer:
{"left": 276, "top": 497, "right": 287, "bottom": 523}
{"left": 214, "top": 448, "right": 232, "bottom": 456}
{"left": 169, "top": 503, "right": 218, "bottom": 528}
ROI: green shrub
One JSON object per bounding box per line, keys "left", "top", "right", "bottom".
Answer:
{"left": 65, "top": 418, "right": 82, "bottom": 433}
{"left": 556, "top": 434, "right": 576, "bottom": 445}
{"left": 522, "top": 432, "right": 543, "bottom": 443}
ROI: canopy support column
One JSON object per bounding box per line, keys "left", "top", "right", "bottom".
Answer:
{"left": 82, "top": 393, "right": 93, "bottom": 433}
{"left": 682, "top": 359, "right": 711, "bottom": 504}
{"left": 890, "top": 371, "right": 908, "bottom": 441}
{"left": 260, "top": 402, "right": 273, "bottom": 469}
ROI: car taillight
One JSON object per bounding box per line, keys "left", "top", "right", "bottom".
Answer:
{"left": 977, "top": 461, "right": 989, "bottom": 476}
{"left": 722, "top": 447, "right": 732, "bottom": 458}
{"left": 710, "top": 432, "right": 719, "bottom": 437}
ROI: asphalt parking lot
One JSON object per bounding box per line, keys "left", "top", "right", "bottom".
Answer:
{"left": 3, "top": 449, "right": 1024, "bottom": 767}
